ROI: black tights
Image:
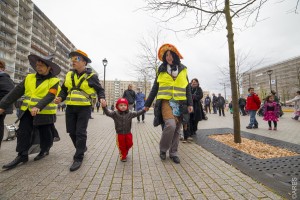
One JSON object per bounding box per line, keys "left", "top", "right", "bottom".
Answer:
{"left": 268, "top": 121, "right": 277, "bottom": 127}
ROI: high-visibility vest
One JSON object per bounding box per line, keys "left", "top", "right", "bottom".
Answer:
{"left": 157, "top": 68, "right": 188, "bottom": 100}
{"left": 64, "top": 71, "right": 96, "bottom": 106}
{"left": 21, "top": 74, "right": 59, "bottom": 114}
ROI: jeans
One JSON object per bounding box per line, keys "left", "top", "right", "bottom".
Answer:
{"left": 248, "top": 110, "right": 258, "bottom": 127}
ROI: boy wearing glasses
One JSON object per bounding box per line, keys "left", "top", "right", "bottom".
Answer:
{"left": 55, "top": 50, "right": 105, "bottom": 171}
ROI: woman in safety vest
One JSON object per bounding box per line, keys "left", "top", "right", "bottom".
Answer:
{"left": 0, "top": 54, "right": 61, "bottom": 169}
{"left": 144, "top": 44, "right": 193, "bottom": 164}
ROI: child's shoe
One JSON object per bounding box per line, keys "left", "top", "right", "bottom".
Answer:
{"left": 121, "top": 158, "right": 127, "bottom": 162}
{"left": 268, "top": 127, "right": 272, "bottom": 130}
{"left": 273, "top": 127, "right": 277, "bottom": 131}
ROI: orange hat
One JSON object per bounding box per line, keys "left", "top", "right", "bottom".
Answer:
{"left": 158, "top": 43, "right": 183, "bottom": 61}
{"left": 69, "top": 50, "right": 91, "bottom": 63}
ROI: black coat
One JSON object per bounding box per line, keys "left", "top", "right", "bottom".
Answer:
{"left": 0, "top": 72, "right": 15, "bottom": 114}
{"left": 190, "top": 86, "right": 205, "bottom": 121}
{"left": 123, "top": 89, "right": 136, "bottom": 105}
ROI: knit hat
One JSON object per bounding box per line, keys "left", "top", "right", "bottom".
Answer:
{"left": 116, "top": 98, "right": 128, "bottom": 111}
{"left": 158, "top": 43, "right": 183, "bottom": 61}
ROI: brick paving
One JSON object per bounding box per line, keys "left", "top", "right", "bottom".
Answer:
{"left": 1, "top": 109, "right": 297, "bottom": 199}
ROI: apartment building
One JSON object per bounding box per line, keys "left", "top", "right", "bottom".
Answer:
{"left": 102, "top": 79, "right": 152, "bottom": 107}
{"left": 242, "top": 56, "right": 300, "bottom": 102}
{"left": 0, "top": 0, "right": 76, "bottom": 83}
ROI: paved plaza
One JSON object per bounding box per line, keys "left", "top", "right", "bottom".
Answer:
{"left": 0, "top": 109, "right": 298, "bottom": 199}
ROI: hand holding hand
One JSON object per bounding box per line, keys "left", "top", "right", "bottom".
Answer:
{"left": 144, "top": 107, "right": 149, "bottom": 111}
{"left": 188, "top": 106, "right": 193, "bottom": 113}
{"left": 0, "top": 108, "right": 5, "bottom": 115}
{"left": 30, "top": 107, "right": 40, "bottom": 116}
{"left": 54, "top": 97, "right": 62, "bottom": 104}
{"left": 100, "top": 99, "right": 107, "bottom": 107}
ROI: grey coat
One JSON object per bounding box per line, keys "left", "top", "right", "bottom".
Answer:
{"left": 103, "top": 107, "right": 145, "bottom": 134}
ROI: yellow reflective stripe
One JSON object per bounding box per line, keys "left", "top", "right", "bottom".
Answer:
{"left": 159, "top": 86, "right": 173, "bottom": 90}
{"left": 66, "top": 97, "right": 90, "bottom": 102}
{"left": 157, "top": 92, "right": 172, "bottom": 96}
{"left": 173, "top": 93, "right": 186, "bottom": 97}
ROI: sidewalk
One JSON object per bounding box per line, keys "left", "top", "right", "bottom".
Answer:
{"left": 0, "top": 111, "right": 289, "bottom": 199}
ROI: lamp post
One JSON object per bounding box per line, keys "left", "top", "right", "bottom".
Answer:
{"left": 266, "top": 69, "right": 273, "bottom": 92}
{"left": 102, "top": 58, "right": 108, "bottom": 90}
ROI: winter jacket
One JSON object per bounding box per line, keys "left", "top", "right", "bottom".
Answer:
{"left": 0, "top": 73, "right": 59, "bottom": 125}
{"left": 0, "top": 72, "right": 15, "bottom": 114}
{"left": 204, "top": 96, "right": 211, "bottom": 106}
{"left": 103, "top": 107, "right": 145, "bottom": 134}
{"left": 190, "top": 86, "right": 205, "bottom": 121}
{"left": 217, "top": 96, "right": 226, "bottom": 108}
{"left": 135, "top": 92, "right": 145, "bottom": 111}
{"left": 246, "top": 93, "right": 261, "bottom": 111}
{"left": 123, "top": 89, "right": 136, "bottom": 104}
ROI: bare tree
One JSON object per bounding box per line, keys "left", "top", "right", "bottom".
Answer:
{"left": 218, "top": 50, "right": 265, "bottom": 97}
{"left": 131, "top": 29, "right": 164, "bottom": 94}
{"left": 143, "top": 0, "right": 296, "bottom": 143}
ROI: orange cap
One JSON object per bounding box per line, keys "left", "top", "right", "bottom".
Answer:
{"left": 158, "top": 43, "right": 183, "bottom": 61}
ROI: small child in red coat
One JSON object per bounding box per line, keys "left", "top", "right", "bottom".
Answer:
{"left": 263, "top": 94, "right": 280, "bottom": 130}
{"left": 101, "top": 98, "right": 146, "bottom": 162}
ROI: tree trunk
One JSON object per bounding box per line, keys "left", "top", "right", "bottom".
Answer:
{"left": 224, "top": 0, "right": 241, "bottom": 143}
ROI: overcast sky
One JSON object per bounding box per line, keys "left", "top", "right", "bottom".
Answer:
{"left": 32, "top": 0, "right": 300, "bottom": 95}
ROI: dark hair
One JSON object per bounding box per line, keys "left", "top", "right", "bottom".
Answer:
{"left": 297, "top": 91, "right": 300, "bottom": 95}
{"left": 0, "top": 60, "right": 5, "bottom": 68}
{"left": 37, "top": 60, "right": 49, "bottom": 67}
{"left": 265, "top": 94, "right": 274, "bottom": 101}
{"left": 191, "top": 78, "right": 199, "bottom": 84}
{"left": 162, "top": 50, "right": 180, "bottom": 66}
{"left": 248, "top": 87, "right": 254, "bottom": 92}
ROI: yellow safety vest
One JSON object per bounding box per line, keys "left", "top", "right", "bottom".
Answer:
{"left": 64, "top": 71, "right": 96, "bottom": 106}
{"left": 157, "top": 68, "right": 188, "bottom": 100}
{"left": 21, "top": 74, "right": 59, "bottom": 114}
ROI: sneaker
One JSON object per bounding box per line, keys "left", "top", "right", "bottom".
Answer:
{"left": 170, "top": 156, "right": 180, "bottom": 164}
{"left": 179, "top": 137, "right": 184, "bottom": 141}
{"left": 121, "top": 158, "right": 127, "bottom": 162}
{"left": 246, "top": 126, "right": 252, "bottom": 129}
{"left": 253, "top": 125, "right": 258, "bottom": 129}
{"left": 268, "top": 127, "right": 272, "bottom": 130}
{"left": 273, "top": 127, "right": 277, "bottom": 131}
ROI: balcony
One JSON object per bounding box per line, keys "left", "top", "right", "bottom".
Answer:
{"left": 18, "top": 16, "right": 32, "bottom": 27}
{"left": 18, "top": 23, "right": 31, "bottom": 35}
{"left": 4, "top": 0, "right": 18, "bottom": 7}
{"left": 0, "top": 11, "right": 17, "bottom": 26}
{"left": 0, "top": 1, "right": 18, "bottom": 16}
{"left": 17, "top": 42, "right": 30, "bottom": 52}
{"left": 31, "top": 43, "right": 48, "bottom": 56}
{"left": 16, "top": 50, "right": 28, "bottom": 60}
{"left": 0, "top": 32, "right": 16, "bottom": 44}
{"left": 17, "top": 32, "right": 30, "bottom": 44}
{"left": 0, "top": 21, "right": 17, "bottom": 35}
{"left": 0, "top": 43, "right": 15, "bottom": 53}
{"left": 19, "top": 0, "right": 32, "bottom": 11}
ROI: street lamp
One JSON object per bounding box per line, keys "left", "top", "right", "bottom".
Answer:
{"left": 266, "top": 69, "right": 273, "bottom": 92}
{"left": 102, "top": 58, "right": 108, "bottom": 90}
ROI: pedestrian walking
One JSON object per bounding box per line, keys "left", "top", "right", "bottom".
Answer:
{"left": 96, "top": 101, "right": 100, "bottom": 112}
{"left": 144, "top": 43, "right": 193, "bottom": 164}
{"left": 135, "top": 88, "right": 145, "bottom": 123}
{"left": 263, "top": 94, "right": 280, "bottom": 130}
{"left": 123, "top": 84, "right": 136, "bottom": 111}
{"left": 238, "top": 96, "right": 247, "bottom": 116}
{"left": 0, "top": 54, "right": 61, "bottom": 169}
{"left": 101, "top": 98, "right": 146, "bottom": 162}
{"left": 204, "top": 94, "right": 211, "bottom": 114}
{"left": 188, "top": 78, "right": 205, "bottom": 138}
{"left": 217, "top": 93, "right": 226, "bottom": 116}
{"left": 245, "top": 87, "right": 261, "bottom": 129}
{"left": 110, "top": 104, "right": 115, "bottom": 111}
{"left": 0, "top": 60, "right": 15, "bottom": 148}
{"left": 212, "top": 93, "right": 218, "bottom": 114}
{"left": 286, "top": 91, "right": 300, "bottom": 120}
{"left": 54, "top": 50, "right": 105, "bottom": 172}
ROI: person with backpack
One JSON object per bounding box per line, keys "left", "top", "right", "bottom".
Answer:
{"left": 204, "top": 94, "right": 211, "bottom": 114}
{"left": 54, "top": 50, "right": 105, "bottom": 171}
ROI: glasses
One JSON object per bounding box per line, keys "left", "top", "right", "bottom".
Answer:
{"left": 70, "top": 56, "right": 82, "bottom": 62}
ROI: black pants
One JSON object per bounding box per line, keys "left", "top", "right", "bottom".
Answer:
{"left": 0, "top": 114, "right": 6, "bottom": 147}
{"left": 66, "top": 105, "right": 91, "bottom": 161}
{"left": 189, "top": 119, "right": 198, "bottom": 135}
{"left": 17, "top": 110, "right": 53, "bottom": 155}
{"left": 137, "top": 113, "right": 145, "bottom": 121}
{"left": 268, "top": 121, "right": 277, "bottom": 127}
{"left": 218, "top": 107, "right": 225, "bottom": 116}
{"left": 239, "top": 105, "right": 246, "bottom": 115}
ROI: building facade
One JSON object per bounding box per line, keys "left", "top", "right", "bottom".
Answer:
{"left": 0, "top": 0, "right": 76, "bottom": 83}
{"left": 242, "top": 56, "right": 300, "bottom": 102}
